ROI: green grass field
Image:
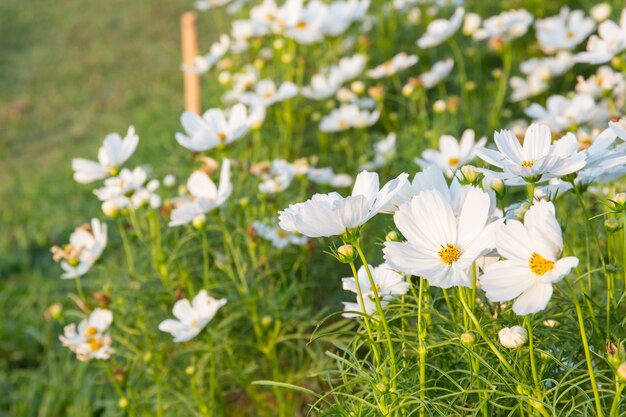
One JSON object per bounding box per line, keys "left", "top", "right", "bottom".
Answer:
{"left": 0, "top": 0, "right": 201, "bottom": 413}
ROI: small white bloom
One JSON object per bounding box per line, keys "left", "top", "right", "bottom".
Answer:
{"left": 159, "top": 290, "right": 226, "bottom": 342}
{"left": 575, "top": 9, "right": 626, "bottom": 64}
{"left": 163, "top": 174, "right": 177, "bottom": 188}
{"left": 72, "top": 126, "right": 138, "bottom": 184}
{"left": 525, "top": 93, "right": 609, "bottom": 131}
{"left": 60, "top": 308, "right": 114, "bottom": 361}
{"left": 535, "top": 7, "right": 595, "bottom": 54}
{"left": 419, "top": 59, "right": 454, "bottom": 89}
{"left": 417, "top": 7, "right": 464, "bottom": 48}
{"left": 480, "top": 201, "right": 579, "bottom": 315}
{"left": 319, "top": 104, "right": 380, "bottom": 132}
{"left": 169, "top": 160, "right": 232, "bottom": 227}
{"left": 307, "top": 167, "right": 353, "bottom": 188}
{"left": 252, "top": 221, "right": 308, "bottom": 248}
{"left": 258, "top": 160, "right": 296, "bottom": 194}
{"left": 301, "top": 72, "right": 343, "bottom": 100}
{"left": 474, "top": 9, "right": 533, "bottom": 41}
{"left": 498, "top": 325, "right": 527, "bottom": 349}
{"left": 415, "top": 129, "right": 486, "bottom": 177}
{"left": 361, "top": 133, "right": 397, "bottom": 170}
{"left": 185, "top": 35, "right": 230, "bottom": 74}
{"left": 463, "top": 12, "right": 481, "bottom": 36}
{"left": 367, "top": 52, "right": 418, "bottom": 79}
{"left": 240, "top": 79, "right": 298, "bottom": 107}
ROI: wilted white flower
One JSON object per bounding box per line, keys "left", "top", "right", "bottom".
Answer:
{"left": 159, "top": 290, "right": 226, "bottom": 342}
{"left": 51, "top": 219, "right": 108, "bottom": 279}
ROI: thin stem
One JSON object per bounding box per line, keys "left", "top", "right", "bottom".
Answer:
{"left": 74, "top": 275, "right": 86, "bottom": 301}
{"left": 117, "top": 219, "right": 136, "bottom": 278}
{"left": 416, "top": 277, "right": 427, "bottom": 417}
{"left": 565, "top": 280, "right": 604, "bottom": 417}
{"left": 353, "top": 242, "right": 398, "bottom": 391}
{"left": 610, "top": 383, "right": 624, "bottom": 417}
{"left": 490, "top": 42, "right": 512, "bottom": 129}
{"left": 524, "top": 316, "right": 540, "bottom": 396}
{"left": 201, "top": 231, "right": 210, "bottom": 290}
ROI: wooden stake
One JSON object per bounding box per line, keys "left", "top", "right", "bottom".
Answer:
{"left": 181, "top": 12, "right": 201, "bottom": 114}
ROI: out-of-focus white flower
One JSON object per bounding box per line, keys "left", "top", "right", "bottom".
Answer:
{"left": 476, "top": 124, "right": 587, "bottom": 185}
{"left": 321, "top": 0, "right": 370, "bottom": 36}
{"left": 384, "top": 187, "right": 501, "bottom": 288}
{"left": 330, "top": 54, "right": 367, "bottom": 82}
{"left": 240, "top": 79, "right": 298, "bottom": 107}
{"left": 361, "top": 133, "right": 397, "bottom": 170}
{"left": 610, "top": 117, "right": 626, "bottom": 140}
{"left": 418, "top": 59, "right": 454, "bottom": 89}
{"left": 72, "top": 126, "right": 139, "bottom": 184}
{"left": 252, "top": 221, "right": 308, "bottom": 248}
{"left": 525, "top": 94, "right": 609, "bottom": 131}
{"left": 169, "top": 160, "right": 232, "bottom": 227}
{"left": 481, "top": 201, "right": 579, "bottom": 315}
{"left": 175, "top": 104, "right": 252, "bottom": 152}
{"left": 463, "top": 12, "right": 481, "bottom": 36}
{"left": 575, "top": 9, "right": 626, "bottom": 64}
{"left": 94, "top": 166, "right": 148, "bottom": 203}
{"left": 416, "top": 7, "right": 464, "bottom": 48}
{"left": 535, "top": 7, "right": 595, "bottom": 54}
{"left": 474, "top": 9, "right": 533, "bottom": 41}
{"left": 576, "top": 66, "right": 626, "bottom": 106}
{"left": 195, "top": 0, "right": 231, "bottom": 11}
{"left": 302, "top": 73, "right": 343, "bottom": 100}
{"left": 415, "top": 129, "right": 486, "bottom": 178}
{"left": 163, "top": 174, "right": 177, "bottom": 188}
{"left": 131, "top": 179, "right": 161, "bottom": 209}
{"left": 307, "top": 167, "right": 353, "bottom": 188}
{"left": 319, "top": 104, "right": 380, "bottom": 132}
{"left": 185, "top": 35, "right": 230, "bottom": 74}
{"left": 258, "top": 160, "right": 296, "bottom": 194}
{"left": 278, "top": 171, "right": 408, "bottom": 238}
{"left": 159, "top": 290, "right": 226, "bottom": 342}
{"left": 498, "top": 325, "right": 527, "bottom": 348}
{"left": 60, "top": 308, "right": 114, "bottom": 361}
{"left": 366, "top": 52, "right": 418, "bottom": 79}
{"left": 51, "top": 219, "right": 108, "bottom": 279}
{"left": 510, "top": 52, "right": 575, "bottom": 101}
{"left": 342, "top": 263, "right": 409, "bottom": 318}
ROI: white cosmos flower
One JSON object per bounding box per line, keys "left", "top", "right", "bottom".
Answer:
{"left": 475, "top": 123, "right": 587, "bottom": 185}
{"left": 307, "top": 167, "right": 353, "bottom": 188}
{"left": 258, "top": 159, "right": 296, "bottom": 194}
{"left": 72, "top": 126, "right": 139, "bottom": 184}
{"left": 474, "top": 9, "right": 533, "bottom": 41}
{"left": 415, "top": 129, "right": 486, "bottom": 178}
{"left": 158, "top": 290, "right": 227, "bottom": 343}
{"left": 195, "top": 0, "right": 231, "bottom": 10}
{"left": 383, "top": 187, "right": 500, "bottom": 288}
{"left": 576, "top": 66, "right": 626, "bottom": 104}
{"left": 330, "top": 54, "right": 367, "bottom": 82}
{"left": 575, "top": 9, "right": 626, "bottom": 64}
{"left": 321, "top": 0, "right": 370, "bottom": 36}
{"left": 278, "top": 170, "right": 408, "bottom": 238}
{"left": 301, "top": 73, "right": 343, "bottom": 100}
{"left": 176, "top": 104, "right": 253, "bottom": 152}
{"left": 169, "top": 160, "right": 232, "bottom": 227}
{"left": 366, "top": 52, "right": 418, "bottom": 79}
{"left": 185, "top": 34, "right": 230, "bottom": 74}
{"left": 60, "top": 308, "right": 114, "bottom": 361}
{"left": 535, "top": 7, "right": 595, "bottom": 54}
{"left": 525, "top": 94, "right": 608, "bottom": 132}
{"left": 130, "top": 179, "right": 161, "bottom": 209}
{"left": 252, "top": 221, "right": 308, "bottom": 249}
{"left": 342, "top": 263, "right": 409, "bottom": 318}
{"left": 94, "top": 166, "right": 148, "bottom": 202}
{"left": 240, "top": 79, "right": 298, "bottom": 107}
{"left": 416, "top": 7, "right": 464, "bottom": 48}
{"left": 319, "top": 104, "right": 380, "bottom": 132}
{"left": 51, "top": 219, "right": 108, "bottom": 279}
{"left": 480, "top": 200, "right": 579, "bottom": 315}
{"left": 361, "top": 133, "right": 397, "bottom": 170}
{"left": 498, "top": 325, "right": 527, "bottom": 349}
{"left": 281, "top": 0, "right": 326, "bottom": 44}
{"left": 510, "top": 52, "right": 575, "bottom": 101}
{"left": 419, "top": 59, "right": 454, "bottom": 89}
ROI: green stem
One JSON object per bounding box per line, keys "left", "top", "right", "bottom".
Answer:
{"left": 490, "top": 42, "right": 512, "bottom": 129}
{"left": 610, "top": 383, "right": 624, "bottom": 417}
{"left": 117, "top": 219, "right": 136, "bottom": 278}
{"left": 75, "top": 275, "right": 86, "bottom": 301}
{"left": 201, "top": 231, "right": 210, "bottom": 290}
{"left": 565, "top": 280, "right": 604, "bottom": 417}
{"left": 353, "top": 242, "right": 398, "bottom": 391}
{"left": 524, "top": 316, "right": 541, "bottom": 395}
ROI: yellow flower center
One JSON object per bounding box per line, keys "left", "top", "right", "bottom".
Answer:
{"left": 277, "top": 229, "right": 289, "bottom": 238}
{"left": 218, "top": 132, "right": 227, "bottom": 142}
{"left": 89, "top": 339, "right": 103, "bottom": 351}
{"left": 521, "top": 160, "right": 535, "bottom": 168}
{"left": 448, "top": 157, "right": 460, "bottom": 167}
{"left": 438, "top": 244, "right": 461, "bottom": 265}
{"left": 338, "top": 120, "right": 348, "bottom": 129}
{"left": 566, "top": 31, "right": 575, "bottom": 39}
{"left": 528, "top": 252, "right": 554, "bottom": 276}
{"left": 296, "top": 21, "right": 307, "bottom": 29}
{"left": 85, "top": 326, "right": 98, "bottom": 337}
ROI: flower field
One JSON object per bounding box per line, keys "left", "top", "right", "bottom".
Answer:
{"left": 2, "top": 0, "right": 626, "bottom": 416}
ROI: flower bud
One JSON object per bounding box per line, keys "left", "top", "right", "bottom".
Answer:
{"left": 604, "top": 218, "right": 621, "bottom": 233}
{"left": 460, "top": 165, "right": 477, "bottom": 183}
{"left": 192, "top": 214, "right": 206, "bottom": 230}
{"left": 514, "top": 202, "right": 530, "bottom": 221}
{"left": 460, "top": 332, "right": 475, "bottom": 346}
{"left": 261, "top": 315, "right": 272, "bottom": 328}
{"left": 118, "top": 397, "right": 129, "bottom": 409}
{"left": 272, "top": 38, "right": 284, "bottom": 50}
{"left": 385, "top": 230, "right": 399, "bottom": 242}
{"left": 542, "top": 319, "right": 558, "bottom": 328}
{"left": 463, "top": 13, "right": 481, "bottom": 36}
{"left": 163, "top": 174, "right": 176, "bottom": 188}
{"left": 618, "top": 362, "right": 626, "bottom": 382}
{"left": 281, "top": 53, "right": 293, "bottom": 64}
{"left": 44, "top": 303, "right": 63, "bottom": 321}
{"left": 185, "top": 365, "right": 195, "bottom": 376}
{"left": 337, "top": 244, "right": 356, "bottom": 263}
{"left": 590, "top": 3, "right": 611, "bottom": 22}
{"left": 498, "top": 325, "right": 528, "bottom": 349}
{"left": 433, "top": 100, "right": 446, "bottom": 113}
{"left": 491, "top": 178, "right": 505, "bottom": 196}
{"left": 218, "top": 71, "right": 231, "bottom": 85}
{"left": 351, "top": 81, "right": 365, "bottom": 95}
{"left": 401, "top": 83, "right": 415, "bottom": 97}
{"left": 408, "top": 8, "right": 421, "bottom": 26}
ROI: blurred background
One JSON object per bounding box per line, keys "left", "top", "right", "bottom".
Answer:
{"left": 0, "top": 0, "right": 216, "bottom": 412}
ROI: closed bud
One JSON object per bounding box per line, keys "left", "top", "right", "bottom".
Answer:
{"left": 590, "top": 3, "right": 611, "bottom": 22}
{"left": 337, "top": 244, "right": 356, "bottom": 263}
{"left": 618, "top": 363, "right": 626, "bottom": 382}
{"left": 402, "top": 83, "right": 415, "bottom": 97}
{"left": 460, "top": 332, "right": 475, "bottom": 346}
{"left": 272, "top": 38, "right": 284, "bottom": 50}
{"left": 218, "top": 71, "right": 231, "bottom": 85}
{"left": 118, "top": 397, "right": 129, "bottom": 409}
{"left": 261, "top": 315, "right": 272, "bottom": 328}
{"left": 460, "top": 165, "right": 477, "bottom": 183}
{"left": 604, "top": 217, "right": 621, "bottom": 233}
{"left": 192, "top": 214, "right": 206, "bottom": 230}
{"left": 385, "top": 230, "right": 399, "bottom": 242}
{"left": 185, "top": 365, "right": 195, "bottom": 375}
{"left": 463, "top": 13, "right": 481, "bottom": 36}
{"left": 491, "top": 178, "right": 505, "bottom": 196}
{"left": 281, "top": 53, "right": 293, "bottom": 64}
{"left": 351, "top": 80, "right": 365, "bottom": 95}
{"left": 433, "top": 99, "right": 446, "bottom": 113}
{"left": 408, "top": 8, "right": 421, "bottom": 26}
{"left": 498, "top": 325, "right": 527, "bottom": 349}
